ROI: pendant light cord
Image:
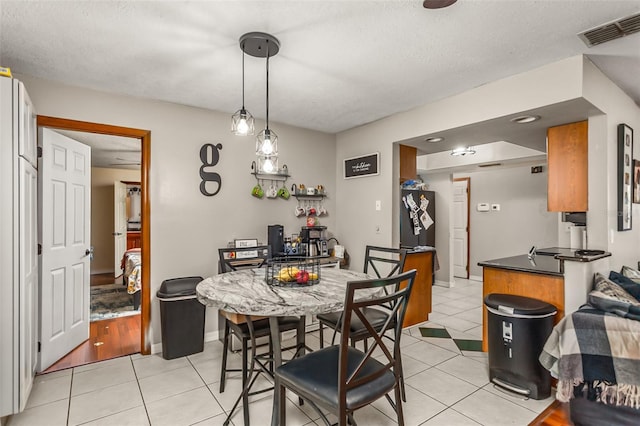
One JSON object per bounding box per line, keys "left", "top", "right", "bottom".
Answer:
{"left": 241, "top": 42, "right": 246, "bottom": 109}
{"left": 265, "top": 41, "right": 270, "bottom": 131}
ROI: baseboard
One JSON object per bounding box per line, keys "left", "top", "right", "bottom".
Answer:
{"left": 151, "top": 330, "right": 220, "bottom": 355}
{"left": 91, "top": 269, "right": 115, "bottom": 275}
{"left": 469, "top": 275, "right": 483, "bottom": 282}
{"left": 434, "top": 280, "right": 452, "bottom": 288}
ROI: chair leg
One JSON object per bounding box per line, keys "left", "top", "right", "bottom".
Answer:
{"left": 318, "top": 322, "right": 325, "bottom": 348}
{"left": 241, "top": 337, "right": 250, "bottom": 426}
{"left": 277, "top": 379, "right": 287, "bottom": 426}
{"left": 394, "top": 381, "right": 405, "bottom": 426}
{"left": 219, "top": 320, "right": 230, "bottom": 393}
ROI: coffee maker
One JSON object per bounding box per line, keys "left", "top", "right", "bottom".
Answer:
{"left": 300, "top": 226, "right": 328, "bottom": 257}
{"left": 267, "top": 224, "right": 284, "bottom": 256}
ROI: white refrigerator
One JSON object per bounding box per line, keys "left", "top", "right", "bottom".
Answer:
{"left": 0, "top": 77, "right": 38, "bottom": 416}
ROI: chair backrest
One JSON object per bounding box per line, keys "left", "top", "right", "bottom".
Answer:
{"left": 363, "top": 246, "right": 407, "bottom": 279}
{"left": 218, "top": 245, "right": 271, "bottom": 273}
{"left": 337, "top": 269, "right": 416, "bottom": 402}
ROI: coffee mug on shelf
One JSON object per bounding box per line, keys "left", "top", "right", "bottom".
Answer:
{"left": 251, "top": 183, "right": 264, "bottom": 198}
{"left": 277, "top": 185, "right": 290, "bottom": 200}
{"left": 295, "top": 205, "right": 306, "bottom": 217}
{"left": 266, "top": 184, "right": 277, "bottom": 198}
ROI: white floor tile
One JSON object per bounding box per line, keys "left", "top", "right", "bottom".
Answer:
{"left": 402, "top": 341, "right": 458, "bottom": 366}
{"left": 453, "top": 307, "right": 483, "bottom": 324}
{"left": 132, "top": 353, "right": 190, "bottom": 379}
{"left": 73, "top": 355, "right": 131, "bottom": 374}
{"left": 371, "top": 383, "right": 447, "bottom": 425}
{"left": 71, "top": 360, "right": 136, "bottom": 396}
{"left": 25, "top": 373, "right": 71, "bottom": 409}
{"left": 405, "top": 368, "right": 477, "bottom": 406}
{"left": 421, "top": 407, "right": 482, "bottom": 425}
{"left": 68, "top": 380, "right": 143, "bottom": 425}
{"left": 435, "top": 355, "right": 490, "bottom": 387}
{"left": 145, "top": 386, "right": 224, "bottom": 426}
{"left": 432, "top": 303, "right": 467, "bottom": 315}
{"left": 451, "top": 389, "right": 539, "bottom": 426}
{"left": 138, "top": 365, "right": 204, "bottom": 403}
{"left": 430, "top": 316, "right": 478, "bottom": 333}
{"left": 79, "top": 405, "right": 149, "bottom": 426}
{"left": 6, "top": 399, "right": 69, "bottom": 426}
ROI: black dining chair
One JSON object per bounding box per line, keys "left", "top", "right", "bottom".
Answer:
{"left": 274, "top": 269, "right": 417, "bottom": 426}
{"left": 217, "top": 246, "right": 305, "bottom": 426}
{"left": 316, "top": 245, "right": 408, "bottom": 400}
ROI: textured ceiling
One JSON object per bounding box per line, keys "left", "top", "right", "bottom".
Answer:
{"left": 1, "top": 0, "right": 639, "bottom": 138}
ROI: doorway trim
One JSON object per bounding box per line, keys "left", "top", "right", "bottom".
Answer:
{"left": 453, "top": 177, "right": 470, "bottom": 279}
{"left": 37, "top": 116, "right": 151, "bottom": 355}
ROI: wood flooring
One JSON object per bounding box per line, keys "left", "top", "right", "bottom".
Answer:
{"left": 529, "top": 400, "right": 572, "bottom": 426}
{"left": 42, "top": 313, "right": 140, "bottom": 374}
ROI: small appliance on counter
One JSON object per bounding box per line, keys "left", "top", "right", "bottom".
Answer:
{"left": 267, "top": 224, "right": 284, "bottom": 256}
{"left": 300, "top": 226, "right": 328, "bottom": 257}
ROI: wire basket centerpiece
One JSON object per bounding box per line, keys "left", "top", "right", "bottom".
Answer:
{"left": 265, "top": 256, "right": 321, "bottom": 287}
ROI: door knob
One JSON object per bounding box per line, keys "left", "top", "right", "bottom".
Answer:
{"left": 84, "top": 247, "right": 94, "bottom": 259}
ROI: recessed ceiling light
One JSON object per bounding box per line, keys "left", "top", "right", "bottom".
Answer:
{"left": 510, "top": 115, "right": 541, "bottom": 124}
{"left": 425, "top": 137, "right": 444, "bottom": 143}
{"left": 451, "top": 146, "right": 476, "bottom": 156}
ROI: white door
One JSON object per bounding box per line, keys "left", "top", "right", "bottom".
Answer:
{"left": 452, "top": 179, "right": 469, "bottom": 279}
{"left": 18, "top": 160, "right": 38, "bottom": 409}
{"left": 113, "top": 181, "right": 127, "bottom": 276}
{"left": 18, "top": 81, "right": 38, "bottom": 167}
{"left": 38, "top": 128, "right": 91, "bottom": 371}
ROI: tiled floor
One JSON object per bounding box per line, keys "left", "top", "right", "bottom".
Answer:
{"left": 8, "top": 278, "right": 554, "bottom": 425}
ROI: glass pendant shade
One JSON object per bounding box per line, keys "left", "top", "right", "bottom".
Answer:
{"left": 257, "top": 156, "right": 278, "bottom": 174}
{"left": 256, "top": 128, "right": 278, "bottom": 156}
{"left": 231, "top": 108, "right": 254, "bottom": 135}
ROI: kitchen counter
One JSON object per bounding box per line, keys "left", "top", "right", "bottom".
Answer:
{"left": 478, "top": 247, "right": 611, "bottom": 276}
{"left": 478, "top": 254, "right": 563, "bottom": 277}
{"left": 478, "top": 247, "right": 612, "bottom": 352}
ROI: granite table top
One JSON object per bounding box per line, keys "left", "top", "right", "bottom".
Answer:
{"left": 196, "top": 267, "right": 377, "bottom": 317}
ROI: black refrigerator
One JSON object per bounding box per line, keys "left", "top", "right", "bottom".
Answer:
{"left": 400, "top": 189, "right": 435, "bottom": 248}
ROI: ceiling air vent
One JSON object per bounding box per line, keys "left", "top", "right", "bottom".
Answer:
{"left": 478, "top": 163, "right": 502, "bottom": 168}
{"left": 578, "top": 12, "right": 640, "bottom": 47}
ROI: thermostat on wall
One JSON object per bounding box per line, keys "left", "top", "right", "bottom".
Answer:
{"left": 477, "top": 203, "right": 490, "bottom": 212}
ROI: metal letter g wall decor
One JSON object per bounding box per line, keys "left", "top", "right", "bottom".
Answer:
{"left": 199, "top": 143, "right": 223, "bottom": 196}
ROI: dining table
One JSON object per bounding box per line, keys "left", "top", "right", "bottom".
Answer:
{"left": 196, "top": 266, "right": 377, "bottom": 426}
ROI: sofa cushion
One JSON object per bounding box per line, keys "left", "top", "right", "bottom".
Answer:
{"left": 621, "top": 265, "right": 640, "bottom": 283}
{"left": 609, "top": 271, "right": 640, "bottom": 302}
{"left": 588, "top": 273, "right": 640, "bottom": 321}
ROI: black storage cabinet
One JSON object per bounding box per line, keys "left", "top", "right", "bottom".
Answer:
{"left": 157, "top": 276, "right": 206, "bottom": 360}
{"left": 484, "top": 293, "right": 557, "bottom": 400}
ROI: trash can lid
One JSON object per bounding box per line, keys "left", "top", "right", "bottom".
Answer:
{"left": 484, "top": 293, "right": 557, "bottom": 316}
{"left": 157, "top": 276, "right": 204, "bottom": 299}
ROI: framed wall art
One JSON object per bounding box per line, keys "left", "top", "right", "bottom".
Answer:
{"left": 343, "top": 152, "right": 379, "bottom": 179}
{"left": 618, "top": 124, "right": 633, "bottom": 230}
{"left": 635, "top": 159, "right": 640, "bottom": 204}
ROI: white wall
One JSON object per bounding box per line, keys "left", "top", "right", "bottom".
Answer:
{"left": 91, "top": 167, "right": 141, "bottom": 274}
{"left": 336, "top": 55, "right": 640, "bottom": 279}
{"left": 455, "top": 165, "right": 558, "bottom": 278}
{"left": 18, "top": 74, "right": 337, "bottom": 348}
{"left": 581, "top": 59, "right": 640, "bottom": 270}
{"left": 336, "top": 56, "right": 584, "bottom": 274}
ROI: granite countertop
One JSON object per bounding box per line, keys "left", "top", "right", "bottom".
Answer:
{"left": 478, "top": 247, "right": 611, "bottom": 276}
{"left": 478, "top": 254, "right": 564, "bottom": 276}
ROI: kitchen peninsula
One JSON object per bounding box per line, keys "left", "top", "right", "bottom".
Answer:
{"left": 478, "top": 248, "right": 611, "bottom": 351}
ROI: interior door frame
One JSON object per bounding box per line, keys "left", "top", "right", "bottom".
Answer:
{"left": 453, "top": 177, "right": 470, "bottom": 279}
{"left": 37, "top": 116, "right": 151, "bottom": 355}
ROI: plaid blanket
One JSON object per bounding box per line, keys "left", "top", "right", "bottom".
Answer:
{"left": 539, "top": 306, "right": 640, "bottom": 409}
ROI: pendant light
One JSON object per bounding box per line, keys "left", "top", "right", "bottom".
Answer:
{"left": 236, "top": 32, "right": 281, "bottom": 174}
{"left": 231, "top": 41, "right": 255, "bottom": 135}
{"left": 255, "top": 37, "right": 278, "bottom": 162}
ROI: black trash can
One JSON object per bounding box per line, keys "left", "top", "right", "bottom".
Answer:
{"left": 157, "top": 276, "right": 206, "bottom": 360}
{"left": 484, "top": 293, "right": 557, "bottom": 400}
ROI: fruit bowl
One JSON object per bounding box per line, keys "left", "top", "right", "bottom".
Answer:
{"left": 265, "top": 256, "right": 321, "bottom": 287}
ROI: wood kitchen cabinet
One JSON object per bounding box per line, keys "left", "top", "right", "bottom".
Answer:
{"left": 481, "top": 267, "right": 564, "bottom": 352}
{"left": 547, "top": 120, "right": 588, "bottom": 212}
{"left": 401, "top": 250, "right": 433, "bottom": 327}
{"left": 399, "top": 144, "right": 417, "bottom": 184}
{"left": 126, "top": 231, "right": 141, "bottom": 249}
